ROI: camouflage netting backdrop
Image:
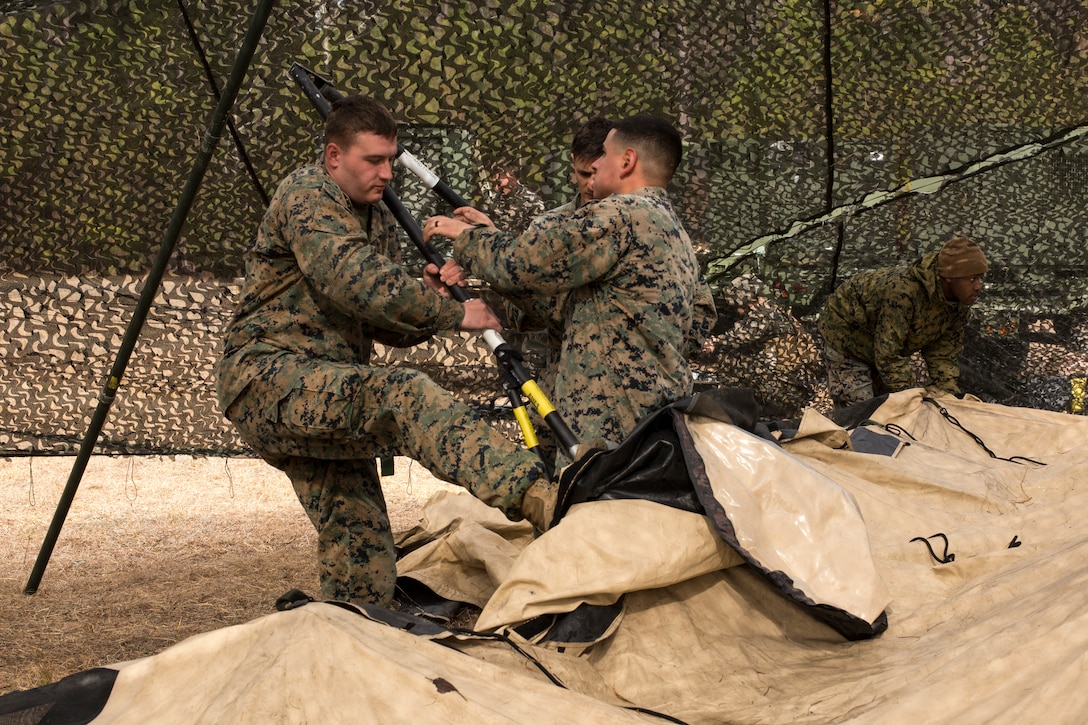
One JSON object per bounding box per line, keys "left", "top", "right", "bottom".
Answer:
{"left": 1, "top": 0, "right": 1087, "bottom": 455}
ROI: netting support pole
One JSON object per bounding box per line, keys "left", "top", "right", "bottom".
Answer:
{"left": 821, "top": 0, "right": 845, "bottom": 293}
{"left": 24, "top": 0, "right": 277, "bottom": 595}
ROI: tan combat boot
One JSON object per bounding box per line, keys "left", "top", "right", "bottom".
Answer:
{"left": 520, "top": 437, "right": 617, "bottom": 532}
{"left": 520, "top": 478, "right": 558, "bottom": 532}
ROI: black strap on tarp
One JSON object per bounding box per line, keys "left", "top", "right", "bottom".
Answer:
{"left": 923, "top": 396, "right": 1047, "bottom": 466}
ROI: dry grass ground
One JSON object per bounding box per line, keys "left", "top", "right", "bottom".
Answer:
{"left": 0, "top": 454, "right": 457, "bottom": 695}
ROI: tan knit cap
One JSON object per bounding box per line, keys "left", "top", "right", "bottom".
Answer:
{"left": 938, "top": 236, "right": 988, "bottom": 278}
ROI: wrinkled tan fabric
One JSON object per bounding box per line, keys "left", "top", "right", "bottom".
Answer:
{"left": 793, "top": 406, "right": 854, "bottom": 450}
{"left": 394, "top": 489, "right": 535, "bottom": 608}
{"left": 687, "top": 416, "right": 890, "bottom": 622}
{"left": 478, "top": 499, "right": 744, "bottom": 632}
{"left": 94, "top": 604, "right": 656, "bottom": 724}
{"left": 80, "top": 389, "right": 1088, "bottom": 724}
{"left": 468, "top": 416, "right": 889, "bottom": 635}
{"left": 402, "top": 389, "right": 1088, "bottom": 723}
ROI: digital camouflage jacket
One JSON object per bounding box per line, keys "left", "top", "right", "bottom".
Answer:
{"left": 817, "top": 251, "right": 972, "bottom": 393}
{"left": 455, "top": 186, "right": 717, "bottom": 446}
{"left": 216, "top": 163, "right": 464, "bottom": 410}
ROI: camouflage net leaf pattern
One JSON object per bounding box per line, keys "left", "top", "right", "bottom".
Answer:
{"left": 1, "top": 0, "right": 1087, "bottom": 455}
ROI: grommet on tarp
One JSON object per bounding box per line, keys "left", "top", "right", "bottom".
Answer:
{"left": 910, "top": 533, "right": 955, "bottom": 564}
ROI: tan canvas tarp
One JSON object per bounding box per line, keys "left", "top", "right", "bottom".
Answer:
{"left": 62, "top": 390, "right": 1088, "bottom": 722}
{"left": 93, "top": 602, "right": 658, "bottom": 724}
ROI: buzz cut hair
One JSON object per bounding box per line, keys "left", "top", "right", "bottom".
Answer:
{"left": 611, "top": 113, "right": 683, "bottom": 182}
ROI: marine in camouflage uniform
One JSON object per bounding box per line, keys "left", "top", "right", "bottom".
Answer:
{"left": 485, "top": 168, "right": 546, "bottom": 236}
{"left": 817, "top": 237, "right": 989, "bottom": 407}
{"left": 426, "top": 114, "right": 717, "bottom": 453}
{"left": 215, "top": 96, "right": 548, "bottom": 606}
{"left": 503, "top": 118, "right": 615, "bottom": 462}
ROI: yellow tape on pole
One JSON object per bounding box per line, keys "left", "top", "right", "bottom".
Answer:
{"left": 513, "top": 405, "right": 540, "bottom": 449}
{"left": 521, "top": 380, "right": 556, "bottom": 418}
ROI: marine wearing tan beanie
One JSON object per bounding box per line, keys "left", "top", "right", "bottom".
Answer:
{"left": 938, "top": 236, "right": 988, "bottom": 279}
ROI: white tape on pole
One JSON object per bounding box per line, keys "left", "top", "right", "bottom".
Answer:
{"left": 397, "top": 148, "right": 441, "bottom": 189}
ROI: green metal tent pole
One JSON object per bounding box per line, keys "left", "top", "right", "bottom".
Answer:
{"left": 24, "top": 0, "right": 277, "bottom": 595}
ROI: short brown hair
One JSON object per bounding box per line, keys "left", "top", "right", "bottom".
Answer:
{"left": 570, "top": 116, "right": 613, "bottom": 161}
{"left": 324, "top": 95, "right": 398, "bottom": 148}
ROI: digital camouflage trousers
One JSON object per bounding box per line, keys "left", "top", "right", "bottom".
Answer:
{"left": 225, "top": 354, "right": 548, "bottom": 606}
{"left": 823, "top": 343, "right": 885, "bottom": 408}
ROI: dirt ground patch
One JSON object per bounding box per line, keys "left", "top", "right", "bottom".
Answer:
{"left": 0, "top": 454, "right": 457, "bottom": 695}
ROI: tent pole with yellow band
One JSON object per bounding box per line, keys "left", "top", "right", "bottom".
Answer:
{"left": 379, "top": 180, "right": 578, "bottom": 460}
